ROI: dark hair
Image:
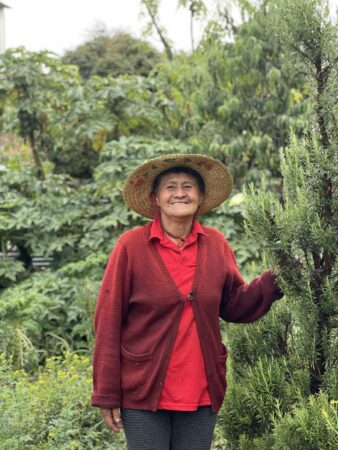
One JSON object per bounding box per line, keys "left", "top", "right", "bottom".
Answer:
{"left": 152, "top": 166, "right": 205, "bottom": 194}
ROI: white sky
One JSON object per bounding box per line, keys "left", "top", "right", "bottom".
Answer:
{"left": 3, "top": 0, "right": 205, "bottom": 54}
{"left": 2, "top": 0, "right": 338, "bottom": 56}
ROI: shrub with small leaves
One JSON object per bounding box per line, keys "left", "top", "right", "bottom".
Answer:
{"left": 271, "top": 393, "right": 338, "bottom": 450}
{"left": 0, "top": 352, "right": 127, "bottom": 450}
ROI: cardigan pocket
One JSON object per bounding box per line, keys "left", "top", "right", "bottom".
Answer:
{"left": 121, "top": 346, "right": 153, "bottom": 362}
{"left": 121, "top": 346, "right": 153, "bottom": 399}
{"left": 216, "top": 346, "right": 228, "bottom": 390}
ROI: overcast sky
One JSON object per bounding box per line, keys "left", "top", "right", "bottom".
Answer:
{"left": 2, "top": 0, "right": 338, "bottom": 56}
{"left": 3, "top": 0, "right": 205, "bottom": 55}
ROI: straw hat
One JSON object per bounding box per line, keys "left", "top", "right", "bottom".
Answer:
{"left": 123, "top": 153, "right": 233, "bottom": 218}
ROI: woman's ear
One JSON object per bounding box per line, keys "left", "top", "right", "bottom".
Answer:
{"left": 150, "top": 192, "right": 160, "bottom": 212}
{"left": 195, "top": 193, "right": 204, "bottom": 215}
{"left": 198, "top": 193, "right": 204, "bottom": 207}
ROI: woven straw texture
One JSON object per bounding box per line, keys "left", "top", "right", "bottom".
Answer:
{"left": 123, "top": 154, "right": 233, "bottom": 218}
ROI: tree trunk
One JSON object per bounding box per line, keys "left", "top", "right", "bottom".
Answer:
{"left": 190, "top": 5, "right": 195, "bottom": 52}
{"left": 308, "top": 50, "right": 334, "bottom": 394}
{"left": 315, "top": 55, "right": 330, "bottom": 149}
{"left": 28, "top": 131, "right": 44, "bottom": 180}
{"left": 144, "top": 3, "right": 173, "bottom": 61}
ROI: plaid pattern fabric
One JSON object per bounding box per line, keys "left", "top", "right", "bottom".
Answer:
{"left": 121, "top": 406, "right": 217, "bottom": 450}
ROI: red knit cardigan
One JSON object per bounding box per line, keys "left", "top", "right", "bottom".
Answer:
{"left": 91, "top": 222, "right": 283, "bottom": 413}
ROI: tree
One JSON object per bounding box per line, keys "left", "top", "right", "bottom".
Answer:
{"left": 62, "top": 31, "right": 162, "bottom": 79}
{"left": 212, "top": 1, "right": 337, "bottom": 447}
{"left": 178, "top": 0, "right": 207, "bottom": 51}
{"left": 246, "top": 0, "right": 337, "bottom": 395}
{"left": 0, "top": 49, "right": 81, "bottom": 179}
{"left": 0, "top": 49, "right": 170, "bottom": 178}
{"left": 150, "top": 0, "right": 309, "bottom": 189}
{"left": 224, "top": 0, "right": 337, "bottom": 446}
{"left": 140, "top": 0, "right": 174, "bottom": 60}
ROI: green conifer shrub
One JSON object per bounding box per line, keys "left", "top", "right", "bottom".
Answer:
{"left": 220, "top": 0, "right": 337, "bottom": 447}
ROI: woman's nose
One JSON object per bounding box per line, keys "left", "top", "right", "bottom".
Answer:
{"left": 173, "top": 187, "right": 185, "bottom": 197}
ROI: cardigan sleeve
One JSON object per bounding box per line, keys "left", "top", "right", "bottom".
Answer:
{"left": 219, "top": 242, "right": 283, "bottom": 323}
{"left": 91, "top": 240, "right": 131, "bottom": 408}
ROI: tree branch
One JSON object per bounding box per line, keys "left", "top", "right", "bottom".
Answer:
{"left": 143, "top": 2, "right": 173, "bottom": 61}
{"left": 290, "top": 43, "right": 315, "bottom": 65}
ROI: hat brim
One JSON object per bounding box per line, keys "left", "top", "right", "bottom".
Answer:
{"left": 123, "top": 154, "right": 233, "bottom": 219}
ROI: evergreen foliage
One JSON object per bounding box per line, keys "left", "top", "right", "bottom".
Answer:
{"left": 245, "top": 0, "right": 338, "bottom": 394}
{"left": 219, "top": 0, "right": 338, "bottom": 447}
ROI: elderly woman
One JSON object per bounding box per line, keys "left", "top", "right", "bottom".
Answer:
{"left": 91, "top": 154, "right": 283, "bottom": 450}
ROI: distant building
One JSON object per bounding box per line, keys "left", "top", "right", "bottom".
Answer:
{"left": 0, "top": 2, "right": 9, "bottom": 53}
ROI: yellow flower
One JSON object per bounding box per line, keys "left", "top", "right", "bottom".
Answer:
{"left": 57, "top": 370, "right": 66, "bottom": 379}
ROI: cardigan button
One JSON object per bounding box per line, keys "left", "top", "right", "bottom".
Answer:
{"left": 187, "top": 292, "right": 194, "bottom": 301}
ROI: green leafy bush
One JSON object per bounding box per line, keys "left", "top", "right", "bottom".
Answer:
{"left": 0, "top": 352, "right": 127, "bottom": 450}
{"left": 0, "top": 260, "right": 105, "bottom": 369}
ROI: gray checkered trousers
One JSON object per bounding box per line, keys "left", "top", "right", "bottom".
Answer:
{"left": 121, "top": 406, "right": 217, "bottom": 450}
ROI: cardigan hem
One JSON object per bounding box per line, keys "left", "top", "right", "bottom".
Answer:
{"left": 91, "top": 394, "right": 121, "bottom": 409}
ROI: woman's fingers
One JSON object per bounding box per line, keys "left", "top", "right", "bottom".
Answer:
{"left": 100, "top": 407, "right": 124, "bottom": 433}
{"left": 100, "top": 407, "right": 118, "bottom": 432}
{"left": 112, "top": 407, "right": 124, "bottom": 429}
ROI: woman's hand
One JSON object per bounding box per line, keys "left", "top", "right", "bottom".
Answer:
{"left": 100, "top": 407, "right": 124, "bottom": 433}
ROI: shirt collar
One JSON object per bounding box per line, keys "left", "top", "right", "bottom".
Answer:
{"left": 148, "top": 214, "right": 207, "bottom": 242}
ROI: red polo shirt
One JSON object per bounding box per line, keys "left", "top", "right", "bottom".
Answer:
{"left": 149, "top": 215, "right": 212, "bottom": 411}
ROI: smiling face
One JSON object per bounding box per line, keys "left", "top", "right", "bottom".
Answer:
{"left": 155, "top": 172, "right": 204, "bottom": 221}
